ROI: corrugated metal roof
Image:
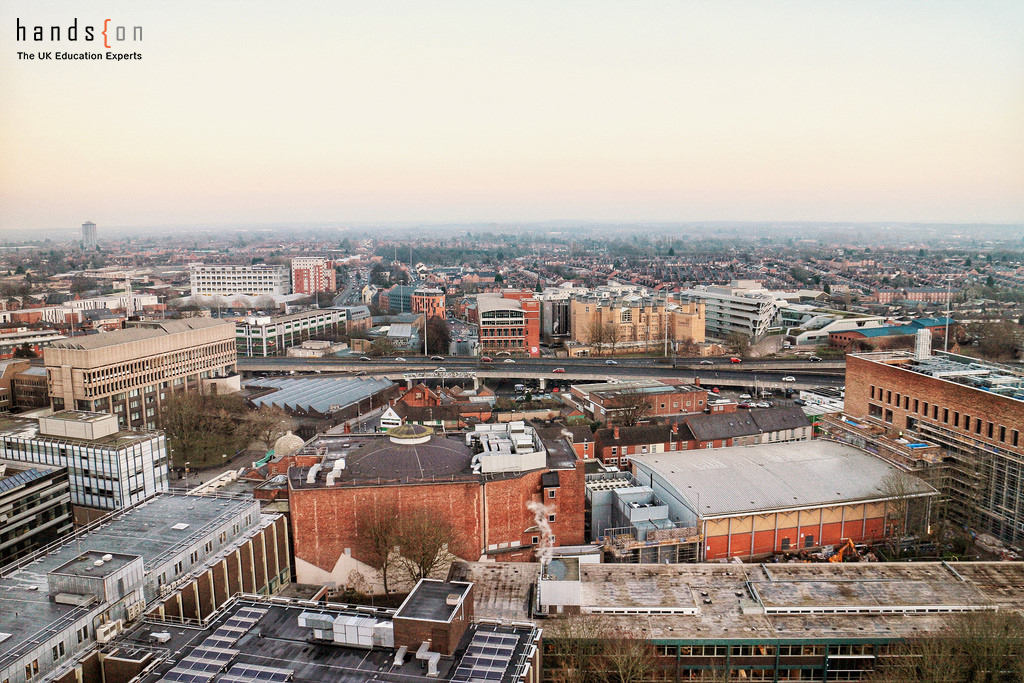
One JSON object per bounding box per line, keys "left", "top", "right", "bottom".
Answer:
{"left": 631, "top": 441, "right": 935, "bottom": 517}
{"left": 246, "top": 376, "right": 394, "bottom": 414}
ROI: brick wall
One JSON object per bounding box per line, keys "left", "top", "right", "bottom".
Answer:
{"left": 846, "top": 355, "right": 1023, "bottom": 456}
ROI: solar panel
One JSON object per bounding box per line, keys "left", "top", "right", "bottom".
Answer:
{"left": 220, "top": 663, "right": 294, "bottom": 683}
{"left": 451, "top": 630, "right": 521, "bottom": 682}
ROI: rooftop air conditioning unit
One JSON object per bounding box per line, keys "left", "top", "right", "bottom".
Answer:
{"left": 96, "top": 619, "right": 124, "bottom": 644}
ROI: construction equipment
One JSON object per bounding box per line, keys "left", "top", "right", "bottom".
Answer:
{"left": 830, "top": 538, "right": 857, "bottom": 563}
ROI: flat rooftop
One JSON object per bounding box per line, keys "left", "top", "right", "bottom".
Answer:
{"left": 453, "top": 560, "right": 1024, "bottom": 642}
{"left": 0, "top": 494, "right": 258, "bottom": 670}
{"left": 0, "top": 415, "right": 160, "bottom": 449}
{"left": 395, "top": 580, "right": 472, "bottom": 623}
{"left": 51, "top": 550, "right": 138, "bottom": 579}
{"left": 131, "top": 597, "right": 537, "bottom": 683}
{"left": 629, "top": 440, "right": 936, "bottom": 516}
{"left": 47, "top": 318, "right": 231, "bottom": 351}
{"left": 853, "top": 350, "right": 1024, "bottom": 402}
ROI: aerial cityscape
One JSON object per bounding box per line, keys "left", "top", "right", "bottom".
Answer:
{"left": 2, "top": 2, "right": 1023, "bottom": 682}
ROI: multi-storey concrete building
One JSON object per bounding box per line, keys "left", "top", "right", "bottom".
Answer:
{"left": 44, "top": 318, "right": 237, "bottom": 429}
{"left": 235, "top": 309, "right": 347, "bottom": 357}
{"left": 80, "top": 221, "right": 97, "bottom": 249}
{"left": 290, "top": 256, "right": 336, "bottom": 294}
{"left": 845, "top": 349, "right": 1024, "bottom": 548}
{"left": 0, "top": 411, "right": 168, "bottom": 510}
{"left": 0, "top": 459, "right": 72, "bottom": 567}
{"left": 683, "top": 280, "right": 779, "bottom": 341}
{"left": 0, "top": 493, "right": 289, "bottom": 683}
{"left": 189, "top": 264, "right": 291, "bottom": 298}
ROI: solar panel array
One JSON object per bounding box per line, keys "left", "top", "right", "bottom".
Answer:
{"left": 160, "top": 608, "right": 268, "bottom": 683}
{"left": 451, "top": 631, "right": 519, "bottom": 682}
{"left": 220, "top": 663, "right": 293, "bottom": 683}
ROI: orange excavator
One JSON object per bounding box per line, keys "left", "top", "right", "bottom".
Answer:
{"left": 829, "top": 538, "right": 857, "bottom": 563}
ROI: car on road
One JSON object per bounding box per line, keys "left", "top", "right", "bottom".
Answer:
{"left": 730, "top": 357, "right": 742, "bottom": 363}
{"left": 355, "top": 370, "right": 367, "bottom": 376}
{"left": 711, "top": 387, "right": 720, "bottom": 393}
{"left": 809, "top": 356, "right": 823, "bottom": 362}
{"left": 359, "top": 356, "right": 372, "bottom": 361}
{"left": 700, "top": 360, "right": 714, "bottom": 365}
{"left": 435, "top": 367, "right": 447, "bottom": 372}
{"left": 605, "top": 359, "right": 618, "bottom": 365}
{"left": 503, "top": 358, "right": 516, "bottom": 364}
{"left": 738, "top": 402, "right": 753, "bottom": 409}
{"left": 430, "top": 355, "right": 445, "bottom": 361}
{"left": 395, "top": 357, "right": 407, "bottom": 362}
{"left": 739, "top": 393, "right": 752, "bottom": 400}
{"left": 552, "top": 368, "right": 565, "bottom": 373}
{"left": 793, "top": 398, "right": 807, "bottom": 406}
{"left": 481, "top": 356, "right": 493, "bottom": 362}
{"left": 781, "top": 375, "right": 796, "bottom": 382}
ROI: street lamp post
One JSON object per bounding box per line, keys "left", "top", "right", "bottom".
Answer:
{"left": 184, "top": 461, "right": 191, "bottom": 493}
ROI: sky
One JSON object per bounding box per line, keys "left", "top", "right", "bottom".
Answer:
{"left": 1, "top": 1, "right": 1022, "bottom": 233}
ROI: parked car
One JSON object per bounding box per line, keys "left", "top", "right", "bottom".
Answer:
{"left": 605, "top": 359, "right": 618, "bottom": 365}
{"left": 730, "top": 357, "right": 742, "bottom": 363}
{"left": 503, "top": 358, "right": 516, "bottom": 364}
{"left": 781, "top": 376, "right": 796, "bottom": 382}
{"left": 711, "top": 387, "right": 720, "bottom": 393}
{"left": 756, "top": 402, "right": 771, "bottom": 408}
{"left": 739, "top": 393, "right": 752, "bottom": 400}
{"left": 738, "top": 402, "right": 753, "bottom": 409}
{"left": 809, "top": 356, "right": 823, "bottom": 362}
{"left": 481, "top": 356, "right": 493, "bottom": 362}
{"left": 552, "top": 368, "right": 566, "bottom": 373}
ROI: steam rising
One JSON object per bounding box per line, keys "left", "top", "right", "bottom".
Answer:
{"left": 527, "top": 500, "right": 555, "bottom": 564}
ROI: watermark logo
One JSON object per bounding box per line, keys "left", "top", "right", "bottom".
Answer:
{"left": 15, "top": 17, "right": 142, "bottom": 61}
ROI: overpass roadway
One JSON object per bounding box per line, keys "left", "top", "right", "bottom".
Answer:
{"left": 238, "top": 357, "right": 844, "bottom": 392}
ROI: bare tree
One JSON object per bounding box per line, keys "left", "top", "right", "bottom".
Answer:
{"left": 607, "top": 388, "right": 652, "bottom": 427}
{"left": 358, "top": 503, "right": 400, "bottom": 594}
{"left": 725, "top": 331, "right": 751, "bottom": 358}
{"left": 879, "top": 470, "right": 930, "bottom": 558}
{"left": 868, "top": 610, "right": 1024, "bottom": 682}
{"left": 604, "top": 322, "right": 621, "bottom": 357}
{"left": 544, "top": 614, "right": 657, "bottom": 683}
{"left": 356, "top": 504, "right": 462, "bottom": 594}
{"left": 247, "top": 405, "right": 291, "bottom": 449}
{"left": 392, "top": 511, "right": 460, "bottom": 586}
{"left": 585, "top": 319, "right": 607, "bottom": 356}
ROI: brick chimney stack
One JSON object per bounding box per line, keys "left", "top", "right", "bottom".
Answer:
{"left": 671, "top": 422, "right": 679, "bottom": 434}
{"left": 613, "top": 426, "right": 620, "bottom": 439}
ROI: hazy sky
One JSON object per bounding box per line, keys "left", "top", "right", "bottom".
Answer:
{"left": 1, "top": 1, "right": 1022, "bottom": 232}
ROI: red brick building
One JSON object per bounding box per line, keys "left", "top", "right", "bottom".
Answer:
{"left": 845, "top": 350, "right": 1024, "bottom": 547}
{"left": 569, "top": 379, "right": 708, "bottom": 423}
{"left": 475, "top": 290, "right": 540, "bottom": 358}
{"left": 287, "top": 423, "right": 585, "bottom": 593}
{"left": 412, "top": 287, "right": 446, "bottom": 319}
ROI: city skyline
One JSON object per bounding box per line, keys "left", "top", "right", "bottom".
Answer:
{"left": 1, "top": 1, "right": 1023, "bottom": 232}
